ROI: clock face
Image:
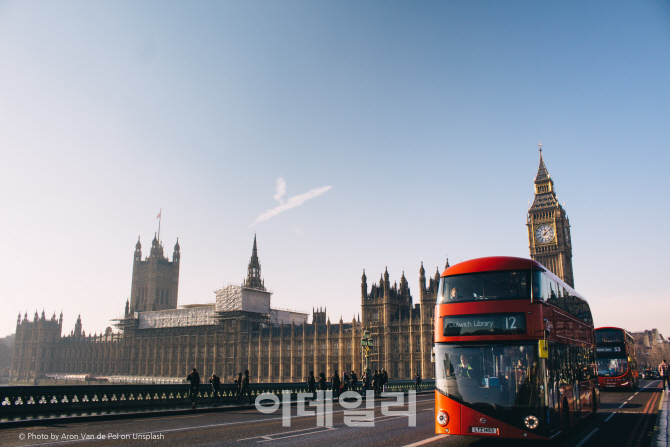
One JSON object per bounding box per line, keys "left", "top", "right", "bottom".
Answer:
{"left": 564, "top": 226, "right": 571, "bottom": 245}
{"left": 535, "top": 224, "right": 555, "bottom": 244}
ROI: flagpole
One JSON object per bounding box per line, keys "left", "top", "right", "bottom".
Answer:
{"left": 158, "top": 209, "right": 162, "bottom": 243}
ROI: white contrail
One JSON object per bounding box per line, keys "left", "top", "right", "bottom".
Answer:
{"left": 254, "top": 183, "right": 332, "bottom": 224}
{"left": 273, "top": 178, "right": 287, "bottom": 204}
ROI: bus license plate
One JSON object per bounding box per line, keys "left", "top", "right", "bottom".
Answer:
{"left": 471, "top": 427, "right": 497, "bottom": 434}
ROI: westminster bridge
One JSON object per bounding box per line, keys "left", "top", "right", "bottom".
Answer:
{"left": 1, "top": 379, "right": 667, "bottom": 447}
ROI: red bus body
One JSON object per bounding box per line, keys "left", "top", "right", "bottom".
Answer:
{"left": 596, "top": 327, "right": 638, "bottom": 390}
{"left": 434, "top": 257, "right": 599, "bottom": 440}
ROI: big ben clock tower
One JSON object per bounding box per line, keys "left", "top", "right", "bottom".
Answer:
{"left": 527, "top": 142, "right": 575, "bottom": 288}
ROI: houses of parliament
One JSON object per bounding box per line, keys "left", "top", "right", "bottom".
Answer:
{"left": 10, "top": 149, "right": 574, "bottom": 383}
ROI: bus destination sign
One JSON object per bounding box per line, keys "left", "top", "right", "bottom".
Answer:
{"left": 443, "top": 313, "right": 526, "bottom": 336}
{"left": 596, "top": 346, "right": 622, "bottom": 353}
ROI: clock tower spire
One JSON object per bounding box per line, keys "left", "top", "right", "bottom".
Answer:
{"left": 527, "top": 143, "right": 574, "bottom": 287}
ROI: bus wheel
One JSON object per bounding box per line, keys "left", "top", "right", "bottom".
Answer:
{"left": 562, "top": 401, "right": 571, "bottom": 435}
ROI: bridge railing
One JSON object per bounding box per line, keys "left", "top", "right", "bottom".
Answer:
{"left": 0, "top": 380, "right": 435, "bottom": 420}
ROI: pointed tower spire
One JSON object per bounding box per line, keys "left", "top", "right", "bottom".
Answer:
{"left": 150, "top": 232, "right": 164, "bottom": 258}
{"left": 173, "top": 238, "right": 180, "bottom": 263}
{"left": 445, "top": 255, "right": 450, "bottom": 270}
{"left": 244, "top": 234, "right": 265, "bottom": 290}
{"left": 361, "top": 269, "right": 367, "bottom": 302}
{"left": 535, "top": 142, "right": 551, "bottom": 183}
{"left": 419, "top": 261, "right": 426, "bottom": 301}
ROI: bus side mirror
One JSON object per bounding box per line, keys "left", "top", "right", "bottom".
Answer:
{"left": 539, "top": 340, "right": 548, "bottom": 359}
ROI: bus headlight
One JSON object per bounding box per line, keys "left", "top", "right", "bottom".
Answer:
{"left": 524, "top": 415, "right": 539, "bottom": 430}
{"left": 437, "top": 410, "right": 449, "bottom": 426}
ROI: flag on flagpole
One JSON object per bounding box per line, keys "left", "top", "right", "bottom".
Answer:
{"left": 157, "top": 211, "right": 161, "bottom": 219}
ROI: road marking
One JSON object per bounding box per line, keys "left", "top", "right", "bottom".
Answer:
{"left": 238, "top": 426, "right": 333, "bottom": 441}
{"left": 257, "top": 430, "right": 337, "bottom": 443}
{"left": 604, "top": 412, "right": 616, "bottom": 422}
{"left": 257, "top": 427, "right": 338, "bottom": 443}
{"left": 627, "top": 396, "right": 634, "bottom": 401}
{"left": 401, "top": 434, "right": 449, "bottom": 447}
{"left": 574, "top": 428, "right": 599, "bottom": 447}
{"left": 619, "top": 402, "right": 627, "bottom": 408}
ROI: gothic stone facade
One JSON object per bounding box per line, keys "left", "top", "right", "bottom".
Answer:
{"left": 10, "top": 237, "right": 437, "bottom": 383}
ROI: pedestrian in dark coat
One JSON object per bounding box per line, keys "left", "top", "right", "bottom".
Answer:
{"left": 342, "top": 372, "right": 350, "bottom": 393}
{"left": 236, "top": 370, "right": 251, "bottom": 404}
{"left": 210, "top": 373, "right": 221, "bottom": 405}
{"left": 332, "top": 370, "right": 341, "bottom": 398}
{"left": 414, "top": 372, "right": 421, "bottom": 391}
{"left": 372, "top": 370, "right": 379, "bottom": 396}
{"left": 362, "top": 372, "right": 370, "bottom": 390}
{"left": 307, "top": 371, "right": 316, "bottom": 399}
{"left": 187, "top": 368, "right": 200, "bottom": 408}
{"left": 350, "top": 371, "right": 358, "bottom": 392}
{"left": 382, "top": 369, "right": 388, "bottom": 392}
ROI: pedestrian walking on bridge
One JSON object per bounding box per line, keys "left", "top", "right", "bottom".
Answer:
{"left": 414, "top": 372, "right": 422, "bottom": 392}
{"left": 210, "top": 373, "right": 221, "bottom": 405}
{"left": 660, "top": 359, "right": 669, "bottom": 391}
{"left": 350, "top": 371, "right": 358, "bottom": 392}
{"left": 187, "top": 368, "right": 200, "bottom": 409}
{"left": 332, "top": 370, "right": 341, "bottom": 398}
{"left": 236, "top": 370, "right": 251, "bottom": 404}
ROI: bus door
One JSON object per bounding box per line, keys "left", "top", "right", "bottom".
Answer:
{"left": 576, "top": 380, "right": 590, "bottom": 416}
{"left": 571, "top": 347, "right": 582, "bottom": 420}
{"left": 546, "top": 342, "right": 561, "bottom": 434}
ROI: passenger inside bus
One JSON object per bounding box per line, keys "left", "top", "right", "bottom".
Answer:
{"left": 532, "top": 282, "right": 541, "bottom": 298}
{"left": 450, "top": 287, "right": 462, "bottom": 300}
{"left": 458, "top": 355, "right": 473, "bottom": 378}
{"left": 513, "top": 359, "right": 527, "bottom": 386}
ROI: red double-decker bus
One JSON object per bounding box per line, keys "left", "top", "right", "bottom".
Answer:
{"left": 596, "top": 327, "right": 638, "bottom": 389}
{"left": 434, "top": 257, "right": 599, "bottom": 440}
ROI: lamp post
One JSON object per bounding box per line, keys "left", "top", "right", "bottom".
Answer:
{"left": 361, "top": 328, "right": 373, "bottom": 376}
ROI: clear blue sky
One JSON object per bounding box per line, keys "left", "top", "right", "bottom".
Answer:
{"left": 1, "top": 1, "right": 669, "bottom": 339}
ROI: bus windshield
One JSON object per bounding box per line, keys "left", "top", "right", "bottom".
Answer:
{"left": 437, "top": 270, "right": 534, "bottom": 304}
{"left": 435, "top": 343, "right": 543, "bottom": 410}
{"left": 597, "top": 358, "right": 628, "bottom": 377}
